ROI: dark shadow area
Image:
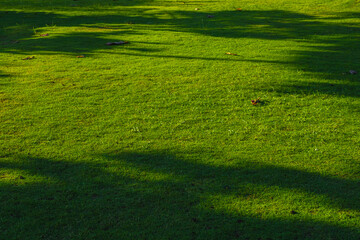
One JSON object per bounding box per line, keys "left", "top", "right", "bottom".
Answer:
{"left": 260, "top": 80, "right": 360, "bottom": 99}
{"left": 1, "top": 7, "right": 359, "bottom": 97}
{"left": 313, "top": 11, "right": 360, "bottom": 20}
{"left": 0, "top": 0, "right": 156, "bottom": 9}
{"left": 1, "top": 151, "right": 359, "bottom": 239}
{"left": 0, "top": 0, "right": 213, "bottom": 9}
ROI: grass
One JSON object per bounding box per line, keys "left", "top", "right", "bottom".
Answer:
{"left": 1, "top": 0, "right": 360, "bottom": 239}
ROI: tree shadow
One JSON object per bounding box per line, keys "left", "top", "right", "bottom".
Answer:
{"left": 1, "top": 7, "right": 359, "bottom": 97}
{"left": 0, "top": 0, "right": 156, "bottom": 9}
{"left": 1, "top": 151, "right": 359, "bottom": 239}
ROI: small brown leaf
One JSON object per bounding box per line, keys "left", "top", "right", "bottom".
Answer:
{"left": 40, "top": 33, "right": 49, "bottom": 37}
{"left": 22, "top": 56, "right": 35, "bottom": 60}
{"left": 226, "top": 52, "right": 238, "bottom": 56}
{"left": 76, "top": 55, "right": 85, "bottom": 58}
{"left": 349, "top": 70, "right": 357, "bottom": 75}
{"left": 236, "top": 8, "right": 242, "bottom": 11}
{"left": 251, "top": 97, "right": 261, "bottom": 105}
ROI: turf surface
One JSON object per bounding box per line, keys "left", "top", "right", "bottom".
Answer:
{"left": 1, "top": 0, "right": 360, "bottom": 239}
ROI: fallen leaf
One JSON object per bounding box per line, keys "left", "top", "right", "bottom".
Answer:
{"left": 22, "top": 56, "right": 35, "bottom": 60}
{"left": 236, "top": 8, "right": 242, "bottom": 11}
{"left": 349, "top": 70, "right": 357, "bottom": 75}
{"left": 106, "top": 41, "right": 129, "bottom": 46}
{"left": 251, "top": 97, "right": 261, "bottom": 105}
{"left": 226, "top": 52, "right": 238, "bottom": 56}
{"left": 40, "top": 33, "right": 49, "bottom": 37}
{"left": 76, "top": 55, "right": 85, "bottom": 58}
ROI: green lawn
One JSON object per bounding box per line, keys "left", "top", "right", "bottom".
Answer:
{"left": 1, "top": 0, "right": 360, "bottom": 239}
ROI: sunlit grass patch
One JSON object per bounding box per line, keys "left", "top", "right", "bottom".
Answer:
{"left": 1, "top": 0, "right": 360, "bottom": 239}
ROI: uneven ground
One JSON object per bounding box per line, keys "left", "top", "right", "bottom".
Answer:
{"left": 1, "top": 0, "right": 360, "bottom": 239}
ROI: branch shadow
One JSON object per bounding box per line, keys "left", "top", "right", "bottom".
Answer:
{"left": 0, "top": 73, "right": 10, "bottom": 78}
{"left": 1, "top": 151, "right": 359, "bottom": 239}
{"left": 0, "top": 71, "right": 11, "bottom": 87}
